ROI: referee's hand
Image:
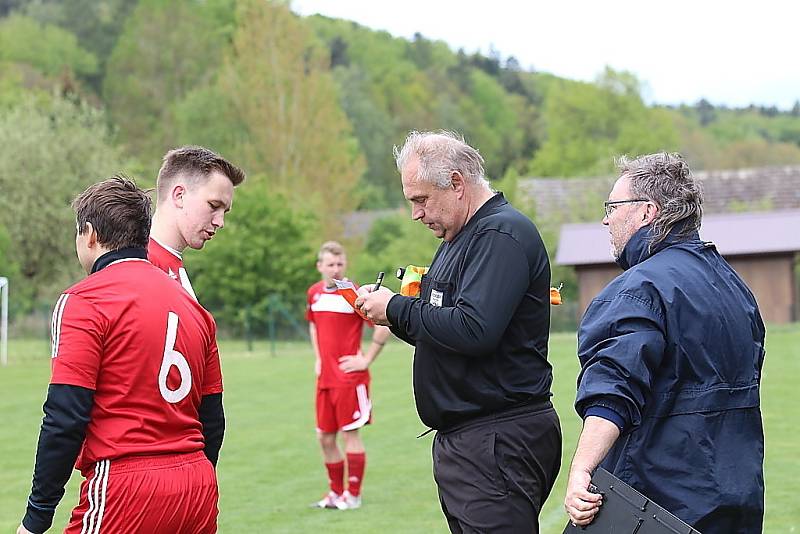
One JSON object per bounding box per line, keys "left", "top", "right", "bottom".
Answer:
{"left": 17, "top": 524, "right": 34, "bottom": 534}
{"left": 354, "top": 287, "right": 394, "bottom": 326}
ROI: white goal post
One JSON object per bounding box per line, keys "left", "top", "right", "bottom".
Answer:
{"left": 0, "top": 277, "right": 7, "bottom": 366}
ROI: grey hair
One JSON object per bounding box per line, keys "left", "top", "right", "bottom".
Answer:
{"left": 617, "top": 152, "right": 703, "bottom": 247}
{"left": 393, "top": 130, "right": 491, "bottom": 190}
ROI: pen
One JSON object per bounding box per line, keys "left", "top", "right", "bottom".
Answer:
{"left": 373, "top": 271, "right": 385, "bottom": 291}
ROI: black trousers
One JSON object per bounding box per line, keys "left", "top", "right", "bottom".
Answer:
{"left": 432, "top": 402, "right": 562, "bottom": 534}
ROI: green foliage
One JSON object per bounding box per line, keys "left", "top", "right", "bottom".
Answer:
{"left": 174, "top": 84, "right": 244, "bottom": 155}
{"left": 332, "top": 64, "right": 401, "bottom": 207}
{"left": 671, "top": 110, "right": 800, "bottom": 170}
{"left": 0, "top": 225, "right": 22, "bottom": 297}
{"left": 492, "top": 167, "right": 521, "bottom": 205}
{"left": 21, "top": 0, "right": 137, "bottom": 90}
{"left": 3, "top": 0, "right": 800, "bottom": 337}
{"left": 0, "top": 62, "right": 40, "bottom": 107}
{"left": 308, "top": 15, "right": 541, "bottom": 206}
{"left": 0, "top": 95, "right": 125, "bottom": 311}
{"left": 0, "top": 14, "right": 97, "bottom": 76}
{"left": 458, "top": 69, "right": 530, "bottom": 179}
{"left": 186, "top": 182, "right": 318, "bottom": 335}
{"left": 348, "top": 213, "right": 441, "bottom": 292}
{"left": 529, "top": 69, "right": 680, "bottom": 177}
{"left": 184, "top": 0, "right": 366, "bottom": 234}
{"left": 104, "top": 0, "right": 232, "bottom": 165}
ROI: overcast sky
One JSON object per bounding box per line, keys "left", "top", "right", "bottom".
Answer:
{"left": 292, "top": 0, "right": 799, "bottom": 110}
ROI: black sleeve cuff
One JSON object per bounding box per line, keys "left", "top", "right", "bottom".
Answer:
{"left": 22, "top": 499, "right": 55, "bottom": 534}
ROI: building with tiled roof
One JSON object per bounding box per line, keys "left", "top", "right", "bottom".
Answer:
{"left": 519, "top": 165, "right": 800, "bottom": 225}
{"left": 521, "top": 165, "right": 800, "bottom": 324}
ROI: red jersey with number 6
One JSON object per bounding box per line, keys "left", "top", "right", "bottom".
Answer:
{"left": 50, "top": 258, "right": 222, "bottom": 472}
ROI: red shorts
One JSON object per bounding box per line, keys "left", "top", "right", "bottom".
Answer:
{"left": 316, "top": 383, "right": 372, "bottom": 433}
{"left": 65, "top": 451, "right": 218, "bottom": 534}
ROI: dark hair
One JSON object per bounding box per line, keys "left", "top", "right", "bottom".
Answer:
{"left": 617, "top": 152, "right": 703, "bottom": 246}
{"left": 72, "top": 174, "right": 152, "bottom": 250}
{"left": 156, "top": 145, "right": 246, "bottom": 200}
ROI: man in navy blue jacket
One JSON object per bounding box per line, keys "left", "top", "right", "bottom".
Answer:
{"left": 564, "top": 153, "right": 766, "bottom": 533}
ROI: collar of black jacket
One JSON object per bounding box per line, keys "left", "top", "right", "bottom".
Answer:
{"left": 91, "top": 247, "right": 148, "bottom": 273}
{"left": 616, "top": 221, "right": 700, "bottom": 271}
{"left": 454, "top": 192, "right": 507, "bottom": 240}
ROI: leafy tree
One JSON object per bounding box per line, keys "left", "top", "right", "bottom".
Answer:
{"left": 186, "top": 181, "right": 318, "bottom": 334}
{"left": 348, "top": 212, "right": 441, "bottom": 293}
{"left": 0, "top": 95, "right": 125, "bottom": 310}
{"left": 104, "top": 0, "right": 233, "bottom": 165}
{"left": 460, "top": 69, "right": 529, "bottom": 179}
{"left": 332, "top": 64, "right": 399, "bottom": 207}
{"left": 209, "top": 0, "right": 365, "bottom": 234}
{"left": 714, "top": 138, "right": 800, "bottom": 168}
{"left": 0, "top": 0, "right": 25, "bottom": 16}
{"left": 0, "top": 14, "right": 97, "bottom": 78}
{"left": 671, "top": 110, "right": 800, "bottom": 169}
{"left": 0, "top": 223, "right": 31, "bottom": 319}
{"left": 529, "top": 69, "right": 679, "bottom": 177}
{"left": 21, "top": 0, "right": 137, "bottom": 91}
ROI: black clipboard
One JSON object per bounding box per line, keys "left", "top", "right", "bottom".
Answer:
{"left": 563, "top": 468, "right": 702, "bottom": 534}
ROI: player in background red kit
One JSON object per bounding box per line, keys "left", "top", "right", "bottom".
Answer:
{"left": 17, "top": 176, "right": 224, "bottom": 534}
{"left": 148, "top": 146, "right": 246, "bottom": 299}
{"left": 307, "top": 241, "right": 391, "bottom": 510}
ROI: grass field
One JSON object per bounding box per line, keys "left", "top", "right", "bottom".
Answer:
{"left": 1, "top": 326, "right": 798, "bottom": 533}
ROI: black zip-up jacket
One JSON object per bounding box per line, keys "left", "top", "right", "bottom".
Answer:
{"left": 386, "top": 193, "right": 554, "bottom": 431}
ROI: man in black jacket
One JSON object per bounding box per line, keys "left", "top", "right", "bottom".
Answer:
{"left": 357, "top": 130, "right": 561, "bottom": 533}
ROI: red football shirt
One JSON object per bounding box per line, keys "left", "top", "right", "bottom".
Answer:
{"left": 148, "top": 237, "right": 197, "bottom": 300}
{"left": 306, "top": 280, "right": 371, "bottom": 388}
{"left": 50, "top": 258, "right": 222, "bottom": 472}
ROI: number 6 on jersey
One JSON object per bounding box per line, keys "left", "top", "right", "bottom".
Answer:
{"left": 159, "top": 312, "right": 192, "bottom": 403}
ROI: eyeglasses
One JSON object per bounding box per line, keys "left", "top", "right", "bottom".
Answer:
{"left": 603, "top": 199, "right": 649, "bottom": 217}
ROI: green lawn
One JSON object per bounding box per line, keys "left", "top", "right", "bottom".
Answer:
{"left": 1, "top": 326, "right": 798, "bottom": 533}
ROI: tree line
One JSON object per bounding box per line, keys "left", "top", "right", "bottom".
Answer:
{"left": 2, "top": 0, "right": 799, "bottom": 334}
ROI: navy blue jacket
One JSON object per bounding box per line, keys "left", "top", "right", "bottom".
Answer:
{"left": 576, "top": 224, "right": 765, "bottom": 534}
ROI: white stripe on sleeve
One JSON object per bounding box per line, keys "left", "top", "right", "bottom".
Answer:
{"left": 50, "top": 294, "right": 69, "bottom": 359}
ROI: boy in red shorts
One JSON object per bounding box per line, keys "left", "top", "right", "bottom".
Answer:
{"left": 18, "top": 176, "right": 224, "bottom": 534}
{"left": 307, "top": 241, "right": 390, "bottom": 510}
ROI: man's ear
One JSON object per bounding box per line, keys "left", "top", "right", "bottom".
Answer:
{"left": 171, "top": 184, "right": 186, "bottom": 208}
{"left": 84, "top": 222, "right": 99, "bottom": 248}
{"left": 450, "top": 171, "right": 465, "bottom": 197}
{"left": 643, "top": 202, "right": 659, "bottom": 225}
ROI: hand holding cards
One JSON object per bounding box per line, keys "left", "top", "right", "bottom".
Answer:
{"left": 333, "top": 278, "right": 368, "bottom": 319}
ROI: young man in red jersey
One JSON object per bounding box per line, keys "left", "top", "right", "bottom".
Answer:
{"left": 148, "top": 146, "right": 246, "bottom": 299}
{"left": 18, "top": 176, "right": 224, "bottom": 534}
{"left": 306, "top": 241, "right": 391, "bottom": 510}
